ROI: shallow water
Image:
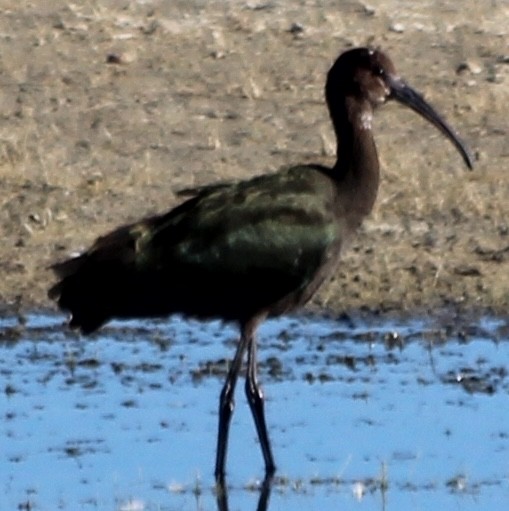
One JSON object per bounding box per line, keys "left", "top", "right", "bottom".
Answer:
{"left": 1, "top": 312, "right": 509, "bottom": 510}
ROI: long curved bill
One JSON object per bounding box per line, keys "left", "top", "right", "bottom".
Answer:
{"left": 388, "top": 75, "right": 473, "bottom": 170}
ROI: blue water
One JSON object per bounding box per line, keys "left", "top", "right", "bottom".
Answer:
{"left": 1, "top": 313, "right": 509, "bottom": 510}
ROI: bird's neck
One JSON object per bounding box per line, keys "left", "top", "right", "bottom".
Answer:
{"left": 330, "top": 97, "right": 380, "bottom": 218}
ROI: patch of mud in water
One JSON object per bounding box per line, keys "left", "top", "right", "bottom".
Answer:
{"left": 1, "top": 313, "right": 509, "bottom": 510}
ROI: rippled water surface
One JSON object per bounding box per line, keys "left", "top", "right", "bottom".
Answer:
{"left": 1, "top": 312, "right": 509, "bottom": 510}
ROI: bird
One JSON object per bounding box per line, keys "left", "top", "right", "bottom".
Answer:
{"left": 48, "top": 47, "right": 473, "bottom": 483}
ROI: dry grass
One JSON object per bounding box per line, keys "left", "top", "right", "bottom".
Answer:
{"left": 0, "top": 0, "right": 507, "bottom": 313}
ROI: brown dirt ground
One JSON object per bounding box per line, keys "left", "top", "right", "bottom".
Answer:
{"left": 0, "top": 1, "right": 508, "bottom": 317}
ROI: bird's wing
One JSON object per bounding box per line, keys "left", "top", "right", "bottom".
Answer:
{"left": 174, "top": 181, "right": 233, "bottom": 198}
{"left": 147, "top": 165, "right": 341, "bottom": 283}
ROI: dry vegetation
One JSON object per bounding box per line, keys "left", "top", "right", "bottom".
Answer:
{"left": 0, "top": 0, "right": 508, "bottom": 315}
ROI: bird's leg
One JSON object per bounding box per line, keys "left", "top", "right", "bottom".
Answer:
{"left": 215, "top": 330, "right": 249, "bottom": 482}
{"left": 256, "top": 473, "right": 274, "bottom": 511}
{"left": 215, "top": 476, "right": 229, "bottom": 511}
{"left": 245, "top": 327, "right": 276, "bottom": 477}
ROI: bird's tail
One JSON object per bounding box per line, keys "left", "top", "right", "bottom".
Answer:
{"left": 48, "top": 222, "right": 157, "bottom": 334}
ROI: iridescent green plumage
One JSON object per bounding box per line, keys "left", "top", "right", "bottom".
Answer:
{"left": 50, "top": 164, "right": 349, "bottom": 331}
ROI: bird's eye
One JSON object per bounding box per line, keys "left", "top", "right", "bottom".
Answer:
{"left": 374, "top": 66, "right": 385, "bottom": 77}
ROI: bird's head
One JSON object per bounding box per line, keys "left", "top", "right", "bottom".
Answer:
{"left": 326, "top": 47, "right": 473, "bottom": 169}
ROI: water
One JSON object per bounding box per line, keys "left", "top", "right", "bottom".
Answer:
{"left": 1, "top": 313, "right": 509, "bottom": 510}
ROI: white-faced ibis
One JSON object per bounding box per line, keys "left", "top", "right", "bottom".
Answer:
{"left": 49, "top": 47, "right": 473, "bottom": 482}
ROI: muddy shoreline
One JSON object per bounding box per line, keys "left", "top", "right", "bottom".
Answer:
{"left": 1, "top": 1, "right": 507, "bottom": 316}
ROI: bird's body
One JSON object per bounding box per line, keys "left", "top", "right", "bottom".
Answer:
{"left": 49, "top": 47, "right": 473, "bottom": 483}
{"left": 49, "top": 162, "right": 375, "bottom": 333}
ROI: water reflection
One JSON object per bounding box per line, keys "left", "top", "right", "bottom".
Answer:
{"left": 216, "top": 476, "right": 272, "bottom": 511}
{"left": 2, "top": 313, "right": 509, "bottom": 510}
